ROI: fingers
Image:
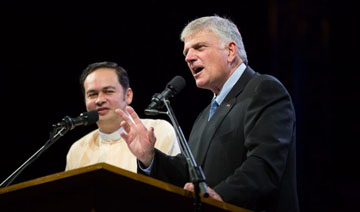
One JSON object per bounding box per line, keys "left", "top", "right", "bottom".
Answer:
{"left": 148, "top": 127, "right": 157, "bottom": 144}
{"left": 183, "top": 183, "right": 194, "bottom": 192}
{"left": 115, "top": 108, "right": 133, "bottom": 126}
{"left": 183, "top": 183, "right": 223, "bottom": 202}
{"left": 119, "top": 130, "right": 129, "bottom": 142}
{"left": 125, "top": 106, "right": 142, "bottom": 125}
{"left": 120, "top": 119, "right": 131, "bottom": 132}
{"left": 207, "top": 187, "right": 223, "bottom": 202}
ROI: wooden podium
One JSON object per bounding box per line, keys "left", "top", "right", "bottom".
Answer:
{"left": 0, "top": 163, "right": 252, "bottom": 212}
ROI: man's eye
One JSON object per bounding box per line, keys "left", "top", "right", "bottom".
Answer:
{"left": 87, "top": 93, "right": 97, "bottom": 97}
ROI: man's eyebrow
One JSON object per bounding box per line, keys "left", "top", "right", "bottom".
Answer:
{"left": 183, "top": 42, "right": 206, "bottom": 56}
{"left": 86, "top": 89, "right": 97, "bottom": 95}
{"left": 102, "top": 86, "right": 116, "bottom": 90}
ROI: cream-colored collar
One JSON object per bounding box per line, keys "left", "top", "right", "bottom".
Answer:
{"left": 99, "top": 127, "right": 125, "bottom": 142}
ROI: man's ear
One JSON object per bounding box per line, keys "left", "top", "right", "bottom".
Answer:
{"left": 226, "top": 41, "right": 238, "bottom": 63}
{"left": 125, "top": 88, "right": 133, "bottom": 105}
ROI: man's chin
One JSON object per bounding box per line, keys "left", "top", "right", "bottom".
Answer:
{"left": 97, "top": 113, "right": 111, "bottom": 122}
{"left": 195, "top": 80, "right": 207, "bottom": 89}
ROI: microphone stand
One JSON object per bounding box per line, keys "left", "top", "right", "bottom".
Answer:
{"left": 145, "top": 99, "right": 209, "bottom": 212}
{"left": 0, "top": 123, "right": 71, "bottom": 188}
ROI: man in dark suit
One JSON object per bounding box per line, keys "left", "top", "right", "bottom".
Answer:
{"left": 116, "top": 15, "right": 299, "bottom": 212}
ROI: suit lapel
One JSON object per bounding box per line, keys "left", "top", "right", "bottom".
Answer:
{"left": 193, "top": 67, "right": 256, "bottom": 166}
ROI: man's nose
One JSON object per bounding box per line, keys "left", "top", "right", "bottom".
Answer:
{"left": 95, "top": 94, "right": 106, "bottom": 105}
{"left": 185, "top": 49, "right": 196, "bottom": 63}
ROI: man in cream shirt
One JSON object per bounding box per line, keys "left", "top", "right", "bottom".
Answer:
{"left": 65, "top": 61, "right": 180, "bottom": 173}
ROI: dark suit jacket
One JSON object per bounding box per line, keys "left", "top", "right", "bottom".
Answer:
{"left": 141, "top": 66, "right": 300, "bottom": 212}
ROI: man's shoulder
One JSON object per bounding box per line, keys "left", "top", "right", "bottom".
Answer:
{"left": 140, "top": 118, "right": 173, "bottom": 130}
{"left": 239, "top": 67, "right": 287, "bottom": 95}
{"left": 71, "top": 129, "right": 99, "bottom": 148}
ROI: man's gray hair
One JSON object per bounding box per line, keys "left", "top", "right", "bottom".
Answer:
{"left": 180, "top": 15, "right": 248, "bottom": 64}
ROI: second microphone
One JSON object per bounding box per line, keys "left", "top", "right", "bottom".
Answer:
{"left": 145, "top": 76, "right": 186, "bottom": 111}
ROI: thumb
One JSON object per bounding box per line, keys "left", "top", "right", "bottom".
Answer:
{"left": 149, "top": 127, "right": 156, "bottom": 144}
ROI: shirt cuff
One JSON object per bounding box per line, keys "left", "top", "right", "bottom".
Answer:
{"left": 138, "top": 158, "right": 154, "bottom": 175}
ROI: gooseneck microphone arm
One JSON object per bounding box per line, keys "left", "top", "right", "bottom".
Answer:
{"left": 145, "top": 99, "right": 209, "bottom": 212}
{"left": 0, "top": 127, "right": 69, "bottom": 188}
{"left": 0, "top": 111, "right": 98, "bottom": 188}
{"left": 0, "top": 126, "right": 69, "bottom": 188}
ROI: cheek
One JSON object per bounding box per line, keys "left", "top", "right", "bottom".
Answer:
{"left": 110, "top": 96, "right": 126, "bottom": 108}
{"left": 208, "top": 56, "right": 226, "bottom": 75}
{"left": 85, "top": 99, "right": 96, "bottom": 110}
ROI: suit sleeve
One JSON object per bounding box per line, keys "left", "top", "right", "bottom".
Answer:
{"left": 137, "top": 149, "right": 190, "bottom": 187}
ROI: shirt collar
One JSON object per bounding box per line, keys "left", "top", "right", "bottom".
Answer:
{"left": 213, "top": 63, "right": 246, "bottom": 105}
{"left": 99, "top": 127, "right": 124, "bottom": 142}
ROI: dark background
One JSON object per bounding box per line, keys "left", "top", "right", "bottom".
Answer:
{"left": 0, "top": 1, "right": 358, "bottom": 211}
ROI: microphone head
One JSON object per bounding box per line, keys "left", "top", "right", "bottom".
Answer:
{"left": 166, "top": 75, "right": 186, "bottom": 95}
{"left": 80, "top": 110, "right": 99, "bottom": 125}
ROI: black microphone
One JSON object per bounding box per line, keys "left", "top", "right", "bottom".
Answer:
{"left": 53, "top": 110, "right": 99, "bottom": 130}
{"left": 145, "top": 76, "right": 186, "bottom": 113}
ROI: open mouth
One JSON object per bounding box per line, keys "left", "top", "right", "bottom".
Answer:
{"left": 193, "top": 67, "right": 204, "bottom": 75}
